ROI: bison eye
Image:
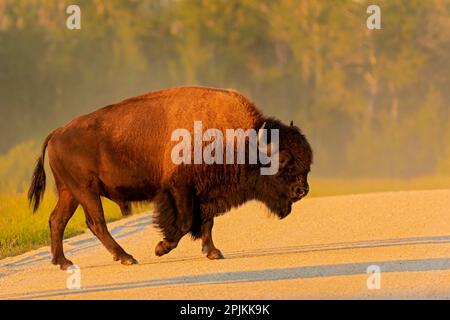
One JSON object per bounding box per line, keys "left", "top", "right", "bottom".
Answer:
{"left": 278, "top": 152, "right": 292, "bottom": 169}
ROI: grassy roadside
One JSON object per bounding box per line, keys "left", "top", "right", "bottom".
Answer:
{"left": 0, "top": 193, "right": 150, "bottom": 260}
{"left": 1, "top": 176, "right": 449, "bottom": 260}
{"left": 309, "top": 176, "right": 450, "bottom": 197}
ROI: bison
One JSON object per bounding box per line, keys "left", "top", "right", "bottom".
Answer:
{"left": 28, "top": 86, "right": 312, "bottom": 270}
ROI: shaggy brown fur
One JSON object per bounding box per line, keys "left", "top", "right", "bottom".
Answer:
{"left": 28, "top": 86, "right": 312, "bottom": 270}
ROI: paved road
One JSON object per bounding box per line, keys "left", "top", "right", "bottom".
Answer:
{"left": 1, "top": 189, "right": 450, "bottom": 299}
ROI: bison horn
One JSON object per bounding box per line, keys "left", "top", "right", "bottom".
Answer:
{"left": 257, "top": 121, "right": 279, "bottom": 160}
{"left": 258, "top": 122, "right": 266, "bottom": 144}
{"left": 260, "top": 122, "right": 266, "bottom": 130}
{"left": 290, "top": 120, "right": 294, "bottom": 127}
{"left": 258, "top": 122, "right": 273, "bottom": 155}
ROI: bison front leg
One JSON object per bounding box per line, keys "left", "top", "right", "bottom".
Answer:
{"left": 154, "top": 186, "right": 194, "bottom": 257}
{"left": 201, "top": 218, "right": 224, "bottom": 260}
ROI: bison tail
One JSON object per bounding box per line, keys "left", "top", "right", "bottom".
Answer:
{"left": 28, "top": 132, "right": 53, "bottom": 213}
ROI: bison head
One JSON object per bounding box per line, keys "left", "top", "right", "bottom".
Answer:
{"left": 255, "top": 120, "right": 313, "bottom": 219}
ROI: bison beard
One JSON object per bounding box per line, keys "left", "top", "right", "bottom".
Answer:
{"left": 28, "top": 86, "right": 312, "bottom": 270}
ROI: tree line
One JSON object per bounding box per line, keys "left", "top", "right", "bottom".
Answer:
{"left": 0, "top": 0, "right": 449, "bottom": 177}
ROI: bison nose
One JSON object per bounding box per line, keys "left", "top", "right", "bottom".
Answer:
{"left": 302, "top": 186, "right": 309, "bottom": 197}
{"left": 291, "top": 185, "right": 308, "bottom": 201}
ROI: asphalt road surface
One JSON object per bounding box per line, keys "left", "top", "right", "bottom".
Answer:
{"left": 1, "top": 189, "right": 450, "bottom": 299}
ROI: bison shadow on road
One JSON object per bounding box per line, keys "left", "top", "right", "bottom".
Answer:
{"left": 2, "top": 234, "right": 450, "bottom": 299}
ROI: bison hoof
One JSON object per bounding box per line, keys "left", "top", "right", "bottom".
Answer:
{"left": 115, "top": 253, "right": 138, "bottom": 265}
{"left": 155, "top": 241, "right": 175, "bottom": 257}
{"left": 207, "top": 249, "right": 224, "bottom": 260}
{"left": 52, "top": 257, "right": 74, "bottom": 271}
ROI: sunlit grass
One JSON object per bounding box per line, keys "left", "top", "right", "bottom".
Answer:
{"left": 309, "top": 176, "right": 450, "bottom": 198}
{"left": 0, "top": 192, "right": 151, "bottom": 260}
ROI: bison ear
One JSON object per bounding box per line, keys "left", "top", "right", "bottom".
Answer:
{"left": 290, "top": 120, "right": 294, "bottom": 127}
{"left": 279, "top": 151, "right": 291, "bottom": 169}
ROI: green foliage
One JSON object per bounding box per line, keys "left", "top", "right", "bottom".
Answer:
{"left": 0, "top": 0, "right": 449, "bottom": 177}
{"left": 0, "top": 141, "right": 39, "bottom": 193}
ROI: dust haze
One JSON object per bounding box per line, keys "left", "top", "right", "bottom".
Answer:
{"left": 1, "top": 0, "right": 450, "bottom": 187}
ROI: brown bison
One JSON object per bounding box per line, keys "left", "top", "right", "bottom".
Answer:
{"left": 28, "top": 86, "right": 312, "bottom": 270}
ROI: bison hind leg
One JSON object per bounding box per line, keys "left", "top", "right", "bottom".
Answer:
{"left": 49, "top": 188, "right": 79, "bottom": 270}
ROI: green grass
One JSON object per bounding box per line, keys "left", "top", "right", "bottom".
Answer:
{"left": 309, "top": 176, "right": 450, "bottom": 197}
{"left": 0, "top": 192, "right": 150, "bottom": 260}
